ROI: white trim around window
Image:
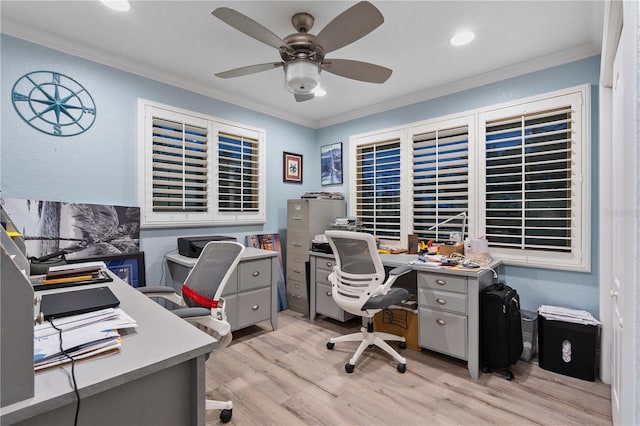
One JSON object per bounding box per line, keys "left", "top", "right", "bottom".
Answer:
{"left": 137, "top": 98, "right": 266, "bottom": 228}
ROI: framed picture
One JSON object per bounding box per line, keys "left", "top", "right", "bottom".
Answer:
{"left": 321, "top": 142, "right": 343, "bottom": 185}
{"left": 68, "top": 251, "right": 146, "bottom": 288}
{"left": 283, "top": 151, "right": 303, "bottom": 183}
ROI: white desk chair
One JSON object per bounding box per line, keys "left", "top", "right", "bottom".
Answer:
{"left": 139, "top": 241, "right": 244, "bottom": 423}
{"left": 324, "top": 230, "right": 412, "bottom": 373}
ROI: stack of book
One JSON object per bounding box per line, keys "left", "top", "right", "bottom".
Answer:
{"left": 31, "top": 262, "right": 113, "bottom": 290}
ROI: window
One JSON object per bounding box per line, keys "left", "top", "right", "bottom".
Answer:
{"left": 410, "top": 116, "right": 474, "bottom": 242}
{"left": 138, "top": 99, "right": 265, "bottom": 228}
{"left": 350, "top": 129, "right": 407, "bottom": 242}
{"left": 349, "top": 85, "right": 589, "bottom": 271}
{"left": 478, "top": 89, "right": 588, "bottom": 271}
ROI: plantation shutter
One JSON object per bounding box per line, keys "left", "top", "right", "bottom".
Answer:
{"left": 217, "top": 132, "right": 260, "bottom": 212}
{"left": 151, "top": 117, "right": 208, "bottom": 212}
{"left": 355, "top": 139, "right": 401, "bottom": 240}
{"left": 484, "top": 106, "right": 573, "bottom": 252}
{"left": 412, "top": 125, "right": 469, "bottom": 241}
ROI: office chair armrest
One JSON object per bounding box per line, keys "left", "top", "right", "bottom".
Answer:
{"left": 388, "top": 265, "right": 412, "bottom": 277}
{"left": 175, "top": 307, "right": 232, "bottom": 345}
{"left": 139, "top": 286, "right": 186, "bottom": 307}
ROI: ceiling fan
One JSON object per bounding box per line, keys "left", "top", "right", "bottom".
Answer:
{"left": 211, "top": 1, "right": 392, "bottom": 102}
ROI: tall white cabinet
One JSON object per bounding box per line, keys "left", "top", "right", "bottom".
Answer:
{"left": 286, "top": 198, "right": 346, "bottom": 315}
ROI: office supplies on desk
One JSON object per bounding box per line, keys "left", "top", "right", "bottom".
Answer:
{"left": 31, "top": 270, "right": 113, "bottom": 291}
{"left": 39, "top": 286, "right": 120, "bottom": 320}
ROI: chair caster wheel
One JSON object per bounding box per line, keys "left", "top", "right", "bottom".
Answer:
{"left": 482, "top": 366, "right": 492, "bottom": 373}
{"left": 220, "top": 408, "right": 232, "bottom": 423}
{"left": 399, "top": 341, "right": 406, "bottom": 349}
{"left": 327, "top": 342, "right": 335, "bottom": 350}
{"left": 397, "top": 363, "right": 406, "bottom": 373}
{"left": 503, "top": 370, "right": 514, "bottom": 381}
{"left": 345, "top": 363, "right": 355, "bottom": 373}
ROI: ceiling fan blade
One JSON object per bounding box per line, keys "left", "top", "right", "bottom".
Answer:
{"left": 316, "top": 1, "right": 384, "bottom": 54}
{"left": 212, "top": 7, "right": 287, "bottom": 50}
{"left": 294, "top": 93, "right": 315, "bottom": 102}
{"left": 215, "top": 62, "right": 283, "bottom": 79}
{"left": 322, "top": 59, "right": 392, "bottom": 83}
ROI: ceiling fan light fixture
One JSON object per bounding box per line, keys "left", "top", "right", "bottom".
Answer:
{"left": 284, "top": 60, "right": 320, "bottom": 94}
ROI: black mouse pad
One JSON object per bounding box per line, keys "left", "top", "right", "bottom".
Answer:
{"left": 40, "top": 286, "right": 120, "bottom": 321}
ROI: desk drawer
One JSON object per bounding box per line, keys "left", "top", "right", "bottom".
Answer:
{"left": 238, "top": 258, "right": 271, "bottom": 291}
{"left": 237, "top": 288, "right": 271, "bottom": 329}
{"left": 419, "top": 307, "right": 467, "bottom": 360}
{"left": 418, "top": 272, "right": 467, "bottom": 294}
{"left": 418, "top": 288, "right": 467, "bottom": 314}
{"left": 315, "top": 258, "right": 336, "bottom": 273}
{"left": 315, "top": 282, "right": 355, "bottom": 321}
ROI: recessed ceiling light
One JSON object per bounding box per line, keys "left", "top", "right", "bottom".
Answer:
{"left": 450, "top": 31, "right": 475, "bottom": 46}
{"left": 101, "top": 1, "right": 131, "bottom": 12}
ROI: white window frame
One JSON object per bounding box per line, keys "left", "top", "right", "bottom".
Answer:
{"left": 137, "top": 99, "right": 266, "bottom": 228}
{"left": 348, "top": 84, "right": 590, "bottom": 272}
{"left": 477, "top": 86, "right": 590, "bottom": 272}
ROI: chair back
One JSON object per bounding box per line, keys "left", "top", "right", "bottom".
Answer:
{"left": 325, "top": 231, "right": 386, "bottom": 315}
{"left": 182, "top": 241, "right": 245, "bottom": 308}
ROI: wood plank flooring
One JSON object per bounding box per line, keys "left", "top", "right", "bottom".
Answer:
{"left": 205, "top": 310, "right": 611, "bottom": 425}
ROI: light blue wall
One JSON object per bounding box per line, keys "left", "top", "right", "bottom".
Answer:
{"left": 317, "top": 56, "right": 601, "bottom": 316}
{"left": 1, "top": 35, "right": 319, "bottom": 286}
{"left": 1, "top": 34, "right": 602, "bottom": 317}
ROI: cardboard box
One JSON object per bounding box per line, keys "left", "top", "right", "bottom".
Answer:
{"left": 438, "top": 242, "right": 464, "bottom": 257}
{"left": 373, "top": 307, "right": 421, "bottom": 351}
{"left": 538, "top": 315, "right": 599, "bottom": 381}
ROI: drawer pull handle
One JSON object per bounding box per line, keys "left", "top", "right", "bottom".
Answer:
{"left": 292, "top": 216, "right": 302, "bottom": 220}
{"left": 293, "top": 269, "right": 302, "bottom": 273}
{"left": 252, "top": 304, "right": 260, "bottom": 311}
{"left": 252, "top": 271, "right": 260, "bottom": 277}
{"left": 436, "top": 319, "right": 446, "bottom": 326}
{"left": 435, "top": 279, "right": 447, "bottom": 286}
{"left": 293, "top": 242, "right": 302, "bottom": 247}
{"left": 294, "top": 295, "right": 301, "bottom": 300}
{"left": 326, "top": 262, "right": 333, "bottom": 267}
{"left": 326, "top": 291, "right": 332, "bottom": 297}
{"left": 436, "top": 298, "right": 447, "bottom": 305}
{"left": 326, "top": 276, "right": 330, "bottom": 282}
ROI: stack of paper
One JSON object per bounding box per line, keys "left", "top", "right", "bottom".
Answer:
{"left": 538, "top": 305, "right": 601, "bottom": 326}
{"left": 34, "top": 307, "right": 137, "bottom": 370}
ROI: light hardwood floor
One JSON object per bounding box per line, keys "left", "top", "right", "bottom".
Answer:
{"left": 205, "top": 310, "right": 611, "bottom": 425}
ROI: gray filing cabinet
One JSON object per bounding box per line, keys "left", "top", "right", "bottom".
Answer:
{"left": 286, "top": 199, "right": 346, "bottom": 315}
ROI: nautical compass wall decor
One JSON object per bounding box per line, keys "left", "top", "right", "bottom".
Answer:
{"left": 11, "top": 70, "right": 96, "bottom": 137}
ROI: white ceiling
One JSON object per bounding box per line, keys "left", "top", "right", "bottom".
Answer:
{"left": 1, "top": 1, "right": 604, "bottom": 128}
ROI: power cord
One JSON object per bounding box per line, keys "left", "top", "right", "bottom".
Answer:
{"left": 158, "top": 248, "right": 178, "bottom": 286}
{"left": 49, "top": 319, "right": 81, "bottom": 426}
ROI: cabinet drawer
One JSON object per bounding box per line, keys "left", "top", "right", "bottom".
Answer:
{"left": 315, "top": 268, "right": 332, "bottom": 286}
{"left": 222, "top": 294, "right": 238, "bottom": 331}
{"left": 286, "top": 264, "right": 306, "bottom": 282}
{"left": 418, "top": 273, "right": 467, "bottom": 294}
{"left": 222, "top": 269, "right": 238, "bottom": 296}
{"left": 315, "top": 282, "right": 354, "bottom": 321}
{"left": 287, "top": 277, "right": 309, "bottom": 315}
{"left": 287, "top": 251, "right": 309, "bottom": 268}
{"left": 237, "top": 288, "right": 271, "bottom": 329}
{"left": 418, "top": 288, "right": 468, "bottom": 314}
{"left": 419, "top": 307, "right": 467, "bottom": 360}
{"left": 315, "top": 258, "right": 336, "bottom": 273}
{"left": 287, "top": 201, "right": 309, "bottom": 227}
{"left": 238, "top": 258, "right": 271, "bottom": 291}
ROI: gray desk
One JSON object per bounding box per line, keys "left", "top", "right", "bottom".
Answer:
{"left": 164, "top": 247, "right": 278, "bottom": 332}
{"left": 1, "top": 274, "right": 217, "bottom": 426}
{"left": 309, "top": 252, "right": 500, "bottom": 379}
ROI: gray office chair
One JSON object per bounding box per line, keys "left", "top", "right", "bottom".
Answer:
{"left": 139, "top": 241, "right": 245, "bottom": 423}
{"left": 324, "top": 230, "right": 412, "bottom": 373}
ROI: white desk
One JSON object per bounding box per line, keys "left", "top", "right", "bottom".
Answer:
{"left": 309, "top": 252, "right": 501, "bottom": 379}
{"left": 164, "top": 247, "right": 278, "bottom": 332}
{"left": 1, "top": 274, "right": 217, "bottom": 426}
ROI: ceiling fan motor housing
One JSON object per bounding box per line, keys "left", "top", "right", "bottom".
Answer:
{"left": 284, "top": 60, "right": 320, "bottom": 94}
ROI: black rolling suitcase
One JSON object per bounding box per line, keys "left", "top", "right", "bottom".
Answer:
{"left": 480, "top": 282, "right": 523, "bottom": 380}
